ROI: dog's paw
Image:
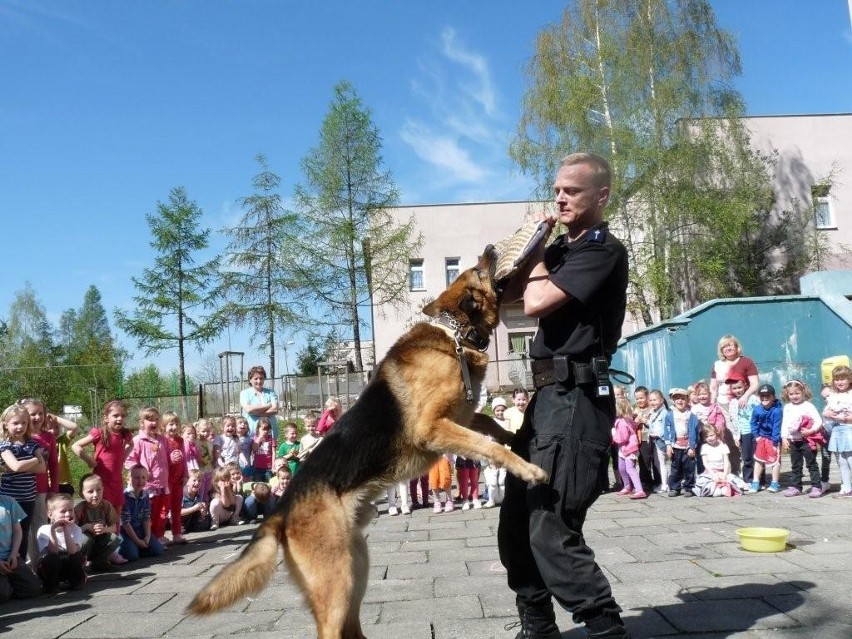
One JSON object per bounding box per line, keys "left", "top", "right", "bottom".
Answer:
{"left": 522, "top": 463, "right": 549, "bottom": 485}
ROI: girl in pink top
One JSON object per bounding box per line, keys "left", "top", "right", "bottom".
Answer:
{"left": 124, "top": 407, "right": 171, "bottom": 544}
{"left": 72, "top": 400, "right": 134, "bottom": 511}
{"left": 612, "top": 399, "right": 645, "bottom": 499}
{"left": 19, "top": 399, "right": 58, "bottom": 566}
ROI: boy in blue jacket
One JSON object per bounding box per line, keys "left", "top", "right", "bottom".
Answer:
{"left": 750, "top": 384, "right": 783, "bottom": 493}
{"left": 663, "top": 388, "right": 701, "bottom": 497}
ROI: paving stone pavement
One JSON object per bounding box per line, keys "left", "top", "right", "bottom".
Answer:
{"left": 2, "top": 477, "right": 851, "bottom": 638}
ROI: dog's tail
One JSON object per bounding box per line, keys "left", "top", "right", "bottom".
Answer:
{"left": 187, "top": 513, "right": 284, "bottom": 615}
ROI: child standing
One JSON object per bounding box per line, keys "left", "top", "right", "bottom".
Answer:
{"left": 74, "top": 474, "right": 123, "bottom": 571}
{"left": 483, "top": 396, "right": 509, "bottom": 508}
{"left": 726, "top": 372, "right": 760, "bottom": 487}
{"left": 42, "top": 411, "right": 79, "bottom": 496}
{"left": 691, "top": 381, "right": 731, "bottom": 474}
{"left": 236, "top": 417, "right": 254, "bottom": 480}
{"left": 298, "top": 413, "right": 322, "bottom": 463}
{"left": 0, "top": 404, "right": 46, "bottom": 560}
{"left": 781, "top": 380, "right": 826, "bottom": 498}
{"left": 633, "top": 386, "right": 656, "bottom": 491}
{"left": 36, "top": 494, "right": 87, "bottom": 592}
{"left": 215, "top": 415, "right": 241, "bottom": 467}
{"left": 645, "top": 390, "right": 670, "bottom": 493}
{"left": 751, "top": 384, "right": 783, "bottom": 493}
{"left": 825, "top": 365, "right": 852, "bottom": 497}
{"left": 124, "top": 407, "right": 171, "bottom": 546}
{"left": 252, "top": 418, "right": 276, "bottom": 482}
{"left": 663, "top": 388, "right": 700, "bottom": 497}
{"left": 503, "top": 388, "right": 529, "bottom": 434}
{"left": 194, "top": 419, "right": 218, "bottom": 501}
{"left": 612, "top": 399, "right": 645, "bottom": 499}
{"left": 429, "top": 453, "right": 455, "bottom": 513}
{"left": 456, "top": 455, "right": 482, "bottom": 510}
{"left": 72, "top": 400, "right": 134, "bottom": 513}
{"left": 276, "top": 422, "right": 301, "bottom": 476}
{"left": 162, "top": 413, "right": 188, "bottom": 544}
{"left": 0, "top": 493, "right": 42, "bottom": 602}
{"left": 19, "top": 398, "right": 59, "bottom": 567}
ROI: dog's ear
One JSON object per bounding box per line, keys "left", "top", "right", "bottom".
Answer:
{"left": 422, "top": 298, "right": 439, "bottom": 317}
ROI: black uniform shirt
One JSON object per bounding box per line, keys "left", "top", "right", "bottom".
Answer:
{"left": 529, "top": 222, "right": 628, "bottom": 361}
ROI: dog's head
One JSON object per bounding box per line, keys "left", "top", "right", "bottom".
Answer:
{"left": 422, "top": 246, "right": 500, "bottom": 348}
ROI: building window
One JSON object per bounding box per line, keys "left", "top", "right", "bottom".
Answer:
{"left": 814, "top": 196, "right": 835, "bottom": 229}
{"left": 445, "top": 257, "right": 459, "bottom": 286}
{"left": 409, "top": 259, "right": 424, "bottom": 291}
{"left": 507, "top": 331, "right": 535, "bottom": 356}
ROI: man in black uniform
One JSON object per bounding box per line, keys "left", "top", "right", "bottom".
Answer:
{"left": 498, "top": 153, "right": 630, "bottom": 638}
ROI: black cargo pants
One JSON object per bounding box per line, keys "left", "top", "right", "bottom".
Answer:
{"left": 497, "top": 381, "right": 622, "bottom": 624}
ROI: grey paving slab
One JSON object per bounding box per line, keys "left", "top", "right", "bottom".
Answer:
{"left": 1, "top": 469, "right": 850, "bottom": 638}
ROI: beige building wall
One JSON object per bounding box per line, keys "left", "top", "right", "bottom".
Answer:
{"left": 745, "top": 113, "right": 852, "bottom": 269}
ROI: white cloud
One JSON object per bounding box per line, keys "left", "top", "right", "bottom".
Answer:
{"left": 400, "top": 119, "right": 486, "bottom": 183}
{"left": 440, "top": 27, "right": 497, "bottom": 117}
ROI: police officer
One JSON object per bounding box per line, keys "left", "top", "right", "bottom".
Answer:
{"left": 498, "top": 153, "right": 630, "bottom": 638}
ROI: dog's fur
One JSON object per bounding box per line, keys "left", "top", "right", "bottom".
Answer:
{"left": 187, "top": 247, "right": 547, "bottom": 639}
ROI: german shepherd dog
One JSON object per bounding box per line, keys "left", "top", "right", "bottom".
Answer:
{"left": 187, "top": 246, "right": 548, "bottom": 638}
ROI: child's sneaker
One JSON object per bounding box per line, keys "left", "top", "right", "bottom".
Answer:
{"left": 629, "top": 491, "right": 647, "bottom": 500}
{"left": 822, "top": 481, "right": 831, "bottom": 493}
{"left": 388, "top": 506, "right": 399, "bottom": 516}
{"left": 484, "top": 499, "right": 496, "bottom": 508}
{"left": 783, "top": 486, "right": 802, "bottom": 497}
{"left": 444, "top": 500, "right": 454, "bottom": 513}
{"left": 472, "top": 499, "right": 482, "bottom": 509}
{"left": 808, "top": 486, "right": 824, "bottom": 498}
{"left": 616, "top": 487, "right": 632, "bottom": 496}
{"left": 461, "top": 501, "right": 471, "bottom": 511}
{"left": 401, "top": 505, "right": 411, "bottom": 515}
{"left": 767, "top": 482, "right": 781, "bottom": 493}
{"left": 750, "top": 481, "right": 760, "bottom": 493}
{"left": 109, "top": 551, "right": 128, "bottom": 565}
{"left": 668, "top": 489, "right": 680, "bottom": 497}
{"left": 433, "top": 501, "right": 442, "bottom": 514}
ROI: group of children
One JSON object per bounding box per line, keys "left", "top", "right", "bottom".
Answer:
{"left": 609, "top": 364, "right": 852, "bottom": 500}
{"left": 0, "top": 398, "right": 325, "bottom": 601}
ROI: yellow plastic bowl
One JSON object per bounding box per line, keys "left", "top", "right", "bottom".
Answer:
{"left": 736, "top": 527, "right": 789, "bottom": 552}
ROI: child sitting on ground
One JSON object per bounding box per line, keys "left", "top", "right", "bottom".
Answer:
{"left": 209, "top": 467, "right": 244, "bottom": 530}
{"left": 36, "top": 493, "right": 87, "bottom": 592}
{"left": 75, "top": 474, "right": 122, "bottom": 571}
{"left": 693, "top": 423, "right": 742, "bottom": 497}
{"left": 181, "top": 469, "right": 211, "bottom": 534}
{"left": 242, "top": 481, "right": 277, "bottom": 522}
{"left": 120, "top": 465, "right": 166, "bottom": 561}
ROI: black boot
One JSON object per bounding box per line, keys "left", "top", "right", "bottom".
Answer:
{"left": 585, "top": 613, "right": 630, "bottom": 638}
{"left": 504, "top": 600, "right": 561, "bottom": 639}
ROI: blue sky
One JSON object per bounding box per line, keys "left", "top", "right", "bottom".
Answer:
{"left": 2, "top": 0, "right": 851, "bottom": 379}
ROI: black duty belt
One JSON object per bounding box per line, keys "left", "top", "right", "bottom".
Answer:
{"left": 531, "top": 357, "right": 596, "bottom": 390}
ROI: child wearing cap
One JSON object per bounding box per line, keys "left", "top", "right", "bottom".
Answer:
{"left": 662, "top": 388, "right": 701, "bottom": 497}
{"left": 727, "top": 372, "right": 760, "bottom": 487}
{"left": 483, "top": 397, "right": 509, "bottom": 508}
{"left": 750, "top": 384, "right": 783, "bottom": 493}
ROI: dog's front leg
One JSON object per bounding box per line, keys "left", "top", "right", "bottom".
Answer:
{"left": 467, "top": 413, "right": 514, "bottom": 446}
{"left": 425, "top": 418, "right": 547, "bottom": 484}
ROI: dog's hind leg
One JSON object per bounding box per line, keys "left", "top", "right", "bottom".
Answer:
{"left": 284, "top": 494, "right": 368, "bottom": 639}
{"left": 340, "top": 500, "right": 374, "bottom": 638}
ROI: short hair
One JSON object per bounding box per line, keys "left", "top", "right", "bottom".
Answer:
{"left": 138, "top": 406, "right": 161, "bottom": 423}
{"left": 221, "top": 415, "right": 236, "bottom": 431}
{"left": 186, "top": 468, "right": 202, "bottom": 482}
{"left": 79, "top": 473, "right": 102, "bottom": 493}
{"left": 47, "top": 493, "right": 74, "bottom": 511}
{"left": 277, "top": 465, "right": 292, "bottom": 478}
{"left": 252, "top": 482, "right": 271, "bottom": 497}
{"left": 248, "top": 366, "right": 267, "bottom": 380}
{"left": 717, "top": 335, "right": 742, "bottom": 360}
{"left": 303, "top": 413, "right": 318, "bottom": 428}
{"left": 560, "top": 153, "right": 611, "bottom": 190}
{"left": 129, "top": 464, "right": 148, "bottom": 476}
{"left": 700, "top": 423, "right": 717, "bottom": 440}
{"left": 162, "top": 411, "right": 180, "bottom": 426}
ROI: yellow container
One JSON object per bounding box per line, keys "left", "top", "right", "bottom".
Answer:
{"left": 736, "top": 527, "right": 789, "bottom": 553}
{"left": 822, "top": 355, "right": 850, "bottom": 384}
